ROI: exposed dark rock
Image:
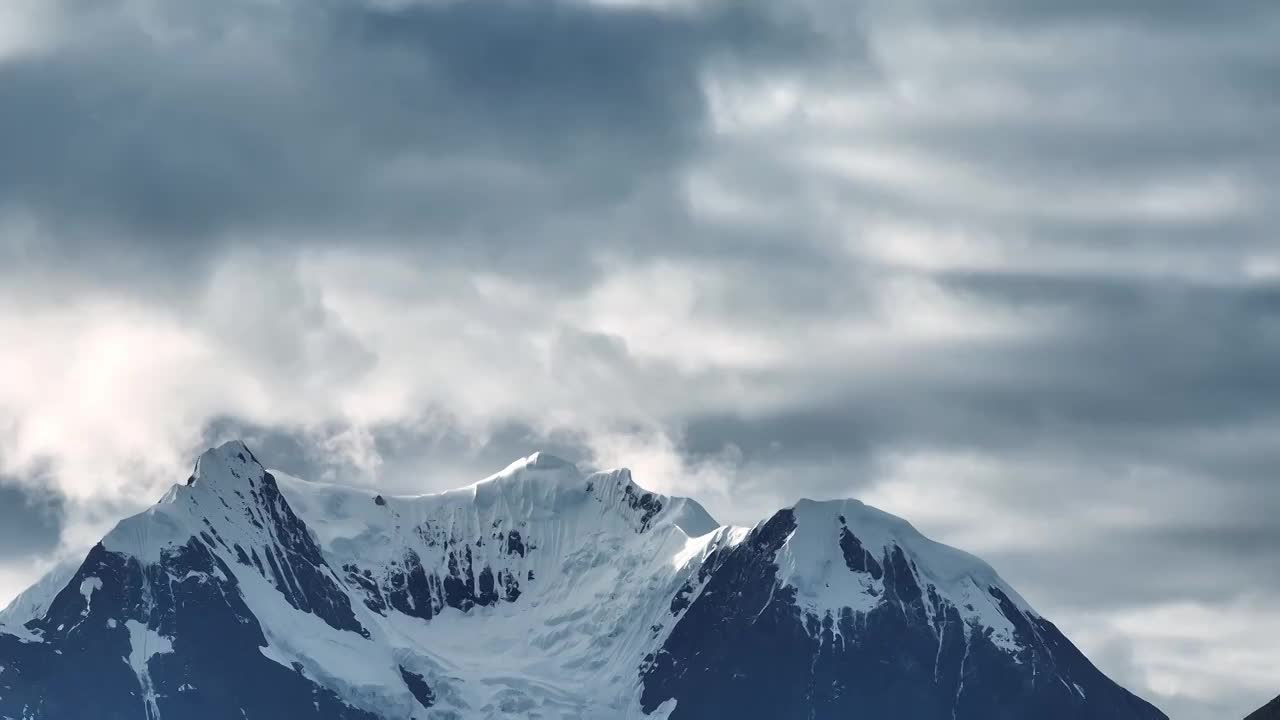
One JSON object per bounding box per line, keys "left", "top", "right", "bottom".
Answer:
{"left": 506, "top": 530, "right": 525, "bottom": 557}
{"left": 669, "top": 580, "right": 695, "bottom": 615}
{"left": 839, "top": 525, "right": 883, "bottom": 579}
{"left": 400, "top": 666, "right": 436, "bottom": 709}
{"left": 623, "top": 482, "right": 663, "bottom": 532}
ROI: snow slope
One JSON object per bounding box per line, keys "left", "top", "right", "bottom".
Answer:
{"left": 0, "top": 560, "right": 78, "bottom": 641}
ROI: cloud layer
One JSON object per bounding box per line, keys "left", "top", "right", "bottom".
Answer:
{"left": 2, "top": 1, "right": 1278, "bottom": 717}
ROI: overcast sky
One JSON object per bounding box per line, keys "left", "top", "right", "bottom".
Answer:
{"left": 1, "top": 0, "right": 1278, "bottom": 717}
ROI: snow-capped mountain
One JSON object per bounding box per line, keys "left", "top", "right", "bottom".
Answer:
{"left": 0, "top": 441, "right": 1167, "bottom": 719}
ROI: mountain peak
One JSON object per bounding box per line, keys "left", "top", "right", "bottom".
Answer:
{"left": 486, "top": 448, "right": 583, "bottom": 481}
{"left": 459, "top": 451, "right": 585, "bottom": 507}
{"left": 769, "top": 495, "right": 1038, "bottom": 640}
{"left": 190, "top": 440, "right": 264, "bottom": 487}
{"left": 98, "top": 440, "right": 277, "bottom": 563}
{"left": 524, "top": 451, "right": 574, "bottom": 470}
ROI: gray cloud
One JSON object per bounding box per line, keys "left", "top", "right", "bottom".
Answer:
{"left": 0, "top": 477, "right": 65, "bottom": 560}
{"left": 0, "top": 0, "right": 819, "bottom": 289}
{"left": 202, "top": 414, "right": 598, "bottom": 493}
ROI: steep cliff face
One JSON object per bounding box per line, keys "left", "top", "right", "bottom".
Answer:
{"left": 0, "top": 441, "right": 1167, "bottom": 720}
{"left": 275, "top": 450, "right": 716, "bottom": 626}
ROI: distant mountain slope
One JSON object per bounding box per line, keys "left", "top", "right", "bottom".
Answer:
{"left": 1247, "top": 694, "right": 1280, "bottom": 719}
{"left": 0, "top": 441, "right": 1167, "bottom": 719}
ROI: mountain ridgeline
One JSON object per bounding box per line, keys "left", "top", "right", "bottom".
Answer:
{"left": 0, "top": 441, "right": 1168, "bottom": 719}
{"left": 1248, "top": 694, "right": 1280, "bottom": 720}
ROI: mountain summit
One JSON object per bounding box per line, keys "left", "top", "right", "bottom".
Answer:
{"left": 0, "top": 441, "right": 1166, "bottom": 719}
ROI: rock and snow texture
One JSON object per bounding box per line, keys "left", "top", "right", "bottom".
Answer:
{"left": 0, "top": 441, "right": 1167, "bottom": 719}
{"left": 0, "top": 560, "right": 77, "bottom": 642}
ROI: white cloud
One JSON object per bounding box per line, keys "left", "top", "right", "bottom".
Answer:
{"left": 0, "top": 0, "right": 61, "bottom": 62}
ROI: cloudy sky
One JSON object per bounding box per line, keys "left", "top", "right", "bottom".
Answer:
{"left": 1, "top": 0, "right": 1278, "bottom": 716}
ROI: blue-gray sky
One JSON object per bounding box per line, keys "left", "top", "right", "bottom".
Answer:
{"left": 1, "top": 1, "right": 1278, "bottom": 717}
